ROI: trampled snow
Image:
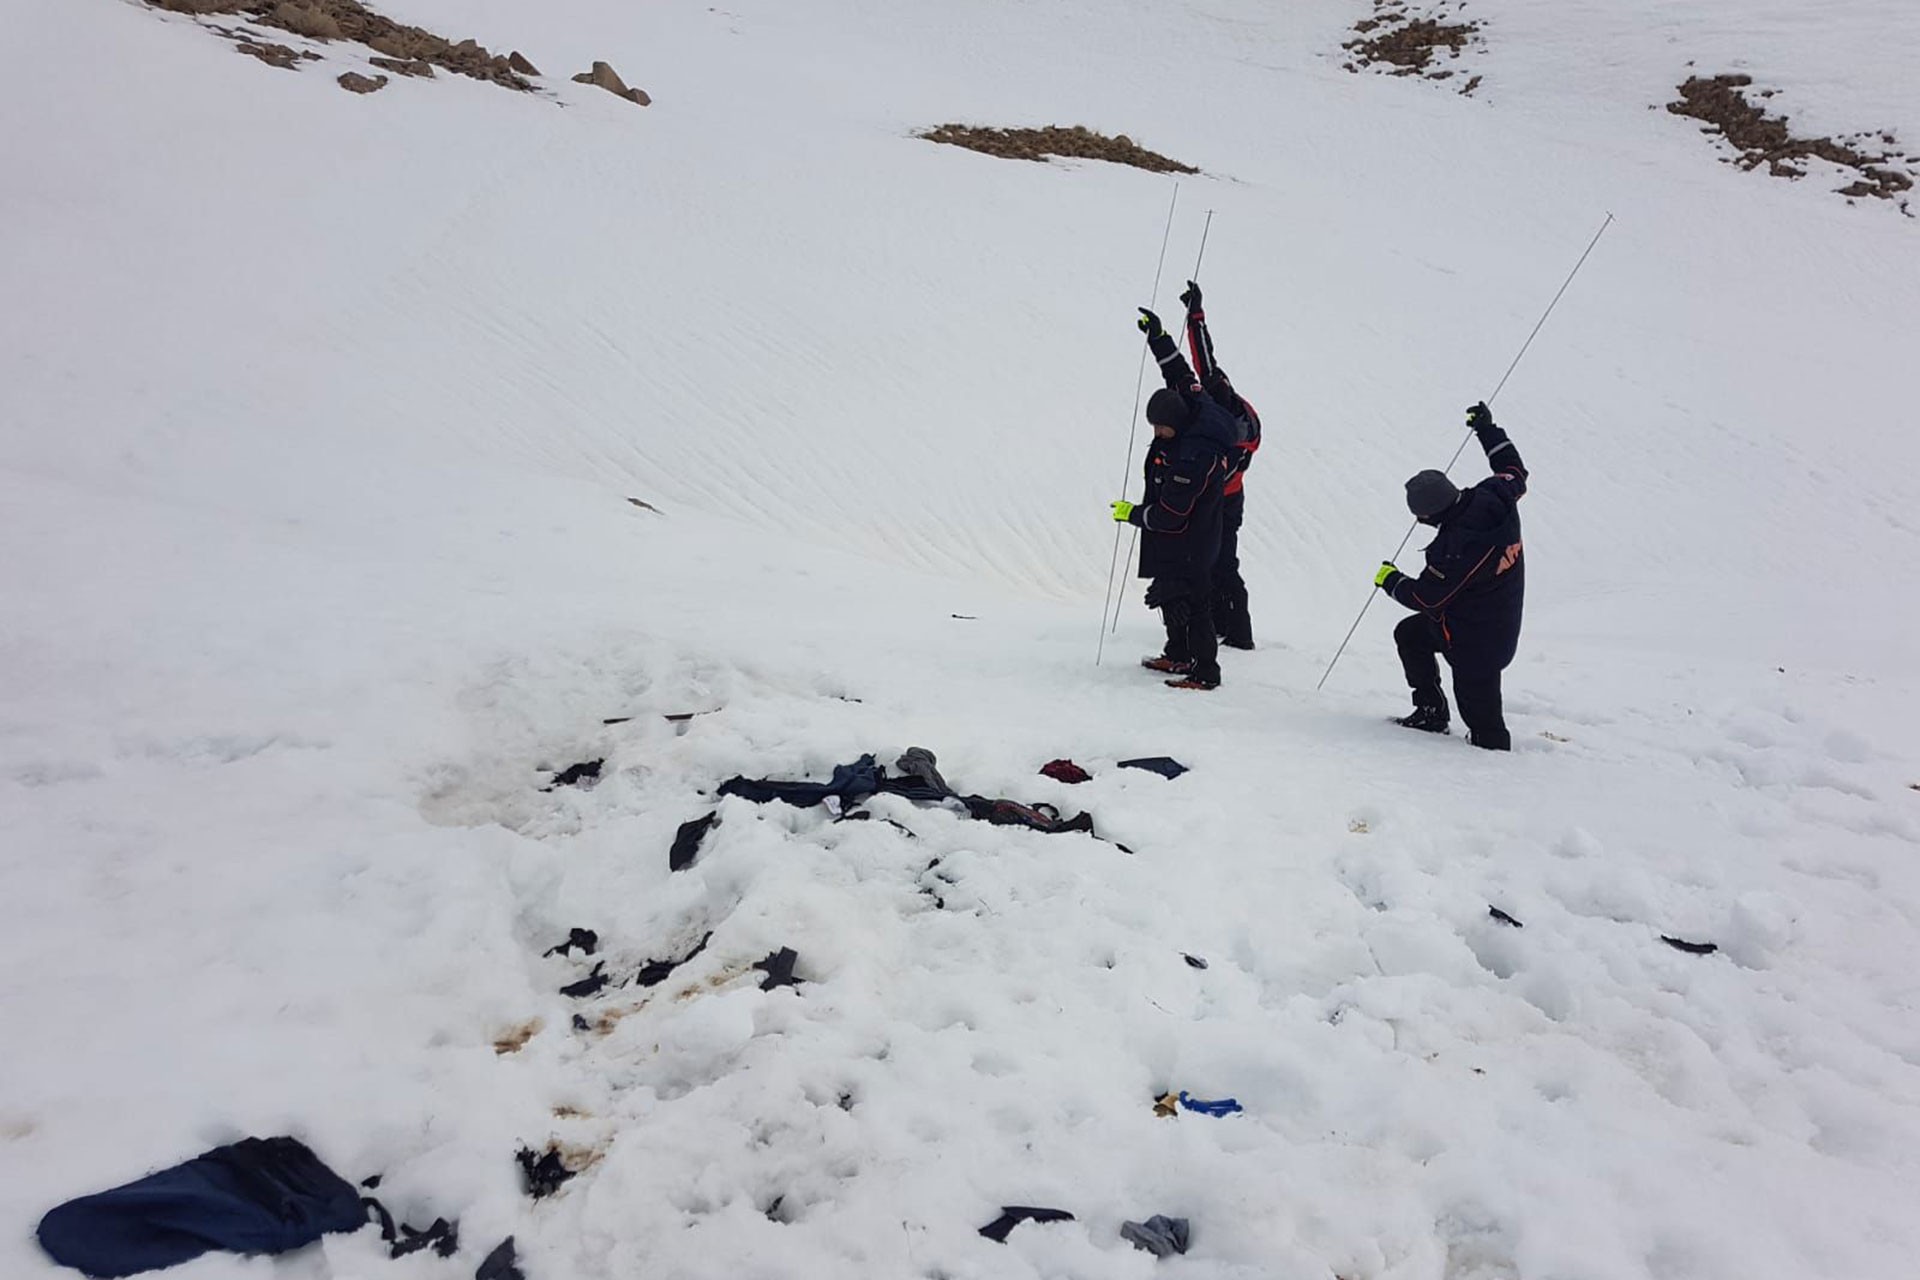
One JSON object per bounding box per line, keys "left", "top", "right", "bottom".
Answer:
{"left": 3, "top": 0, "right": 1919, "bottom": 1276}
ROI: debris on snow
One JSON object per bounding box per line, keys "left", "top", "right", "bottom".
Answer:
{"left": 979, "top": 1205, "right": 1075, "bottom": 1242}
{"left": 1121, "top": 1214, "right": 1191, "bottom": 1257}
{"left": 544, "top": 927, "right": 600, "bottom": 958}
{"left": 573, "top": 60, "right": 651, "bottom": 106}
{"left": 1660, "top": 934, "right": 1719, "bottom": 956}
{"left": 1488, "top": 906, "right": 1524, "bottom": 928}
{"left": 1342, "top": 1, "right": 1484, "bottom": 94}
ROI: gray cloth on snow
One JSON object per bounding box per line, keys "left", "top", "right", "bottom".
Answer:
{"left": 1121, "top": 1215, "right": 1191, "bottom": 1257}
{"left": 894, "top": 748, "right": 954, "bottom": 797}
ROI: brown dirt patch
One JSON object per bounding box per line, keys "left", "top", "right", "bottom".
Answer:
{"left": 918, "top": 124, "right": 1196, "bottom": 174}
{"left": 492, "top": 1018, "right": 543, "bottom": 1054}
{"left": 1668, "top": 74, "right": 1914, "bottom": 211}
{"left": 1343, "top": 1, "right": 1483, "bottom": 95}
{"left": 144, "top": 0, "right": 535, "bottom": 91}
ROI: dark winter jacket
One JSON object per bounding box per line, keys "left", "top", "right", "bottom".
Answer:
{"left": 1132, "top": 332, "right": 1237, "bottom": 581}
{"left": 1381, "top": 423, "right": 1528, "bottom": 670}
{"left": 1183, "top": 306, "right": 1262, "bottom": 496}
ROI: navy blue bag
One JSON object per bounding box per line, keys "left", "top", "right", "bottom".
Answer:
{"left": 38, "top": 1136, "right": 365, "bottom": 1277}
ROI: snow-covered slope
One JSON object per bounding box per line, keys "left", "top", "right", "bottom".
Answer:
{"left": 4, "top": 0, "right": 1919, "bottom": 1277}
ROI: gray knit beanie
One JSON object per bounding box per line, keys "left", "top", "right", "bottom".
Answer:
{"left": 1404, "top": 469, "right": 1460, "bottom": 518}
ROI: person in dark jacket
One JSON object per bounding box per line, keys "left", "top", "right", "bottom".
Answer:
{"left": 1373, "top": 402, "right": 1527, "bottom": 750}
{"left": 1175, "top": 280, "right": 1263, "bottom": 649}
{"left": 1111, "top": 307, "right": 1241, "bottom": 690}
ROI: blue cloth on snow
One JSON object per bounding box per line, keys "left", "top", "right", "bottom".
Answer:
{"left": 1119, "top": 757, "right": 1189, "bottom": 779}
{"left": 717, "top": 755, "right": 883, "bottom": 807}
{"left": 37, "top": 1136, "right": 365, "bottom": 1278}
{"left": 1178, "top": 1091, "right": 1242, "bottom": 1116}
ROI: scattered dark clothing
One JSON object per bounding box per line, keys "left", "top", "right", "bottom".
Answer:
{"left": 1178, "top": 1092, "right": 1242, "bottom": 1117}
{"left": 635, "top": 932, "right": 713, "bottom": 988}
{"left": 961, "top": 796, "right": 1095, "bottom": 836}
{"left": 1395, "top": 615, "right": 1508, "bottom": 750}
{"left": 543, "top": 928, "right": 599, "bottom": 958}
{"left": 1122, "top": 1215, "right": 1192, "bottom": 1258}
{"left": 670, "top": 812, "right": 720, "bottom": 872}
{"left": 515, "top": 1148, "right": 575, "bottom": 1200}
{"left": 558, "top": 963, "right": 608, "bottom": 999}
{"left": 755, "top": 948, "right": 801, "bottom": 990}
{"left": 37, "top": 1137, "right": 365, "bottom": 1279}
{"left": 1040, "top": 759, "right": 1091, "bottom": 784}
{"left": 893, "top": 748, "right": 954, "bottom": 797}
{"left": 1213, "top": 489, "right": 1253, "bottom": 648}
{"left": 979, "top": 1206, "right": 1076, "bottom": 1243}
{"left": 1148, "top": 578, "right": 1220, "bottom": 686}
{"left": 1489, "top": 906, "right": 1524, "bottom": 928}
{"left": 1380, "top": 419, "right": 1527, "bottom": 747}
{"left": 542, "top": 759, "right": 603, "bottom": 791}
{"left": 363, "top": 1201, "right": 458, "bottom": 1260}
{"left": 1661, "top": 935, "right": 1718, "bottom": 955}
{"left": 475, "top": 1237, "right": 526, "bottom": 1280}
{"left": 718, "top": 755, "right": 882, "bottom": 807}
{"left": 1119, "top": 757, "right": 1188, "bottom": 779}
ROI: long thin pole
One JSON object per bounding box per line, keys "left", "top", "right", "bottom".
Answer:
{"left": 1315, "top": 212, "right": 1615, "bottom": 691}
{"left": 1109, "top": 209, "right": 1217, "bottom": 637}
{"left": 1097, "top": 183, "right": 1181, "bottom": 664}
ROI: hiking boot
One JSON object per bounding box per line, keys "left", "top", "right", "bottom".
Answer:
{"left": 1141, "top": 655, "right": 1193, "bottom": 674}
{"left": 1392, "top": 705, "right": 1451, "bottom": 734}
{"left": 1166, "top": 675, "right": 1220, "bottom": 691}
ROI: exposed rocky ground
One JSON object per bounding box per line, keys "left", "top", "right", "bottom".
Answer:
{"left": 917, "top": 124, "right": 1197, "bottom": 174}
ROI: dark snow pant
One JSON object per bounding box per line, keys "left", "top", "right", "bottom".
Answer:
{"left": 1212, "top": 490, "right": 1252, "bottom": 647}
{"left": 1151, "top": 578, "right": 1220, "bottom": 684}
{"left": 1394, "top": 614, "right": 1510, "bottom": 750}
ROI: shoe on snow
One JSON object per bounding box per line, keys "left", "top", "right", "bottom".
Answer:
{"left": 1166, "top": 676, "right": 1220, "bottom": 691}
{"left": 1392, "top": 706, "right": 1451, "bottom": 734}
{"left": 1141, "top": 655, "right": 1193, "bottom": 674}
{"left": 1220, "top": 638, "right": 1255, "bottom": 651}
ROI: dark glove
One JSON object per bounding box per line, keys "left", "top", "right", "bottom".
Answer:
{"left": 1179, "top": 280, "right": 1202, "bottom": 313}
{"left": 1136, "top": 308, "right": 1164, "bottom": 340}
{"left": 1466, "top": 402, "right": 1495, "bottom": 435}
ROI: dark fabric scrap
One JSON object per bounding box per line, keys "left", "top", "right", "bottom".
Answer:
{"left": 1661, "top": 935, "right": 1718, "bottom": 955}
{"left": 36, "top": 1136, "right": 364, "bottom": 1279}
{"left": 543, "top": 928, "right": 599, "bottom": 958}
{"left": 718, "top": 754, "right": 883, "bottom": 807}
{"left": 1119, "top": 757, "right": 1189, "bottom": 779}
{"left": 1182, "top": 953, "right": 1209, "bottom": 970}
{"left": 515, "top": 1148, "right": 575, "bottom": 1200}
{"left": 542, "top": 759, "right": 603, "bottom": 790}
{"left": 962, "top": 795, "right": 1095, "bottom": 836}
{"left": 1040, "top": 759, "right": 1092, "bottom": 784}
{"left": 475, "top": 1236, "right": 526, "bottom": 1280}
{"left": 979, "top": 1205, "right": 1075, "bottom": 1243}
{"left": 1488, "top": 906, "right": 1524, "bottom": 928}
{"left": 894, "top": 748, "right": 954, "bottom": 796}
{"left": 670, "top": 811, "right": 720, "bottom": 872}
{"left": 1121, "top": 1215, "right": 1191, "bottom": 1257}
{"left": 636, "top": 932, "right": 713, "bottom": 988}
{"left": 755, "top": 948, "right": 801, "bottom": 991}
{"left": 558, "top": 962, "right": 608, "bottom": 999}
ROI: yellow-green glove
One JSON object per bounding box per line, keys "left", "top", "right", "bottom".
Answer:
{"left": 1111, "top": 500, "right": 1137, "bottom": 523}
{"left": 1374, "top": 561, "right": 1399, "bottom": 588}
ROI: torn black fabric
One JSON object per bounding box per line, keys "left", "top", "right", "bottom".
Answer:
{"left": 475, "top": 1236, "right": 526, "bottom": 1280}
{"left": 755, "top": 948, "right": 801, "bottom": 991}
{"left": 979, "top": 1205, "right": 1075, "bottom": 1243}
{"left": 559, "top": 962, "right": 608, "bottom": 999}
{"left": 636, "top": 932, "right": 713, "bottom": 988}
{"left": 543, "top": 759, "right": 603, "bottom": 790}
{"left": 670, "top": 812, "right": 720, "bottom": 872}
{"left": 1119, "top": 757, "right": 1189, "bottom": 779}
{"left": 515, "top": 1148, "right": 575, "bottom": 1200}
{"left": 544, "top": 928, "right": 599, "bottom": 958}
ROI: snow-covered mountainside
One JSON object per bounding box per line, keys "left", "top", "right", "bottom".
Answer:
{"left": 4, "top": 0, "right": 1919, "bottom": 1276}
